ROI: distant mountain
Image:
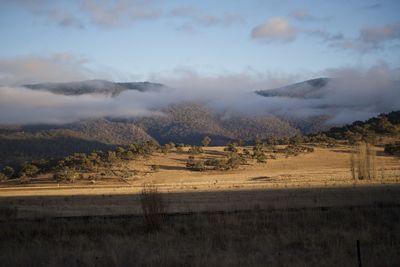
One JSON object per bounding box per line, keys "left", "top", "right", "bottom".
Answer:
{"left": 24, "top": 80, "right": 165, "bottom": 96}
{"left": 256, "top": 78, "right": 331, "bottom": 99}
{"left": 5, "top": 76, "right": 380, "bottom": 167}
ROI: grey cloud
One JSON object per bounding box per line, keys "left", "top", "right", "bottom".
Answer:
{"left": 80, "top": 0, "right": 161, "bottom": 28}
{"left": 318, "top": 62, "right": 400, "bottom": 123}
{"left": 289, "top": 9, "right": 329, "bottom": 22}
{"left": 309, "top": 30, "right": 344, "bottom": 42}
{"left": 47, "top": 9, "right": 85, "bottom": 29}
{"left": 363, "top": 3, "right": 383, "bottom": 9}
{"left": 4, "top": 0, "right": 85, "bottom": 29}
{"left": 311, "top": 22, "right": 400, "bottom": 53}
{"left": 170, "top": 6, "right": 244, "bottom": 32}
{"left": 9, "top": 1, "right": 244, "bottom": 30}
{"left": 6, "top": 0, "right": 161, "bottom": 29}
{"left": 360, "top": 23, "right": 400, "bottom": 43}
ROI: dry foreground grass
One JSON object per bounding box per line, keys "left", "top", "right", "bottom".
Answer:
{"left": 1, "top": 144, "right": 400, "bottom": 266}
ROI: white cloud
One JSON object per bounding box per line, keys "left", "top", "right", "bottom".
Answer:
{"left": 0, "top": 86, "right": 161, "bottom": 124}
{"left": 251, "top": 17, "right": 297, "bottom": 43}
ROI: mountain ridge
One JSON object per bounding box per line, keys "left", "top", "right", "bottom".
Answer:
{"left": 23, "top": 79, "right": 165, "bottom": 96}
{"left": 256, "top": 77, "right": 331, "bottom": 99}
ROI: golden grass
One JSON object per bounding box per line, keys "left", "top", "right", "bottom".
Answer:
{"left": 1, "top": 145, "right": 399, "bottom": 196}
{"left": 0, "top": 144, "right": 399, "bottom": 265}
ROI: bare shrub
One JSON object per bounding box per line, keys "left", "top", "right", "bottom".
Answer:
{"left": 350, "top": 142, "right": 376, "bottom": 180}
{"left": 350, "top": 152, "right": 356, "bottom": 180}
{"left": 140, "top": 184, "right": 168, "bottom": 232}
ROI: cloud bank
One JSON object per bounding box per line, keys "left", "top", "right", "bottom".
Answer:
{"left": 0, "top": 53, "right": 90, "bottom": 85}
{"left": 0, "top": 55, "right": 399, "bottom": 126}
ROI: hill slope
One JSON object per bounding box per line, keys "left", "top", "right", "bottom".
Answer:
{"left": 314, "top": 110, "right": 400, "bottom": 142}
{"left": 0, "top": 119, "right": 154, "bottom": 168}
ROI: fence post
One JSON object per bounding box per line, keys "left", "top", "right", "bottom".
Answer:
{"left": 357, "top": 240, "right": 362, "bottom": 267}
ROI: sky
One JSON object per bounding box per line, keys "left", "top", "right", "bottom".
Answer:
{"left": 0, "top": 0, "right": 399, "bottom": 125}
{"left": 0, "top": 0, "right": 400, "bottom": 85}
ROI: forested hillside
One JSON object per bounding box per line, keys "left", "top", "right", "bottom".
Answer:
{"left": 0, "top": 102, "right": 301, "bottom": 167}
{"left": 316, "top": 111, "right": 400, "bottom": 143}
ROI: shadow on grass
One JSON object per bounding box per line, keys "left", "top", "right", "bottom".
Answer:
{"left": 2, "top": 184, "right": 400, "bottom": 221}
{"left": 249, "top": 176, "right": 273, "bottom": 181}
{"left": 156, "top": 165, "right": 187, "bottom": 171}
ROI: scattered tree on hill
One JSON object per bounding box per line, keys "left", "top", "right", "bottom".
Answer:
{"left": 53, "top": 167, "right": 77, "bottom": 183}
{"left": 281, "top": 137, "right": 290, "bottom": 145}
{"left": 176, "top": 143, "right": 184, "bottom": 153}
{"left": 314, "top": 111, "right": 400, "bottom": 143}
{"left": 201, "top": 136, "right": 211, "bottom": 147}
{"left": 116, "top": 147, "right": 126, "bottom": 159}
{"left": 2, "top": 166, "right": 14, "bottom": 179}
{"left": 267, "top": 136, "right": 277, "bottom": 147}
{"left": 168, "top": 142, "right": 176, "bottom": 149}
{"left": 106, "top": 151, "right": 118, "bottom": 164}
{"left": 290, "top": 135, "right": 303, "bottom": 146}
{"left": 162, "top": 142, "right": 176, "bottom": 154}
{"left": 19, "top": 164, "right": 39, "bottom": 178}
{"left": 186, "top": 156, "right": 206, "bottom": 171}
{"left": 226, "top": 152, "right": 241, "bottom": 169}
{"left": 384, "top": 142, "right": 400, "bottom": 156}
{"left": 237, "top": 139, "right": 245, "bottom": 147}
{"left": 243, "top": 149, "right": 251, "bottom": 158}
{"left": 188, "top": 145, "right": 203, "bottom": 155}
{"left": 224, "top": 142, "right": 238, "bottom": 153}
{"left": 250, "top": 141, "right": 267, "bottom": 163}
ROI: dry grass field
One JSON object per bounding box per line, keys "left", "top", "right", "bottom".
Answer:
{"left": 1, "top": 145, "right": 400, "bottom": 192}
{"left": 0, "top": 144, "right": 399, "bottom": 218}
{"left": 1, "top": 144, "right": 399, "bottom": 266}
